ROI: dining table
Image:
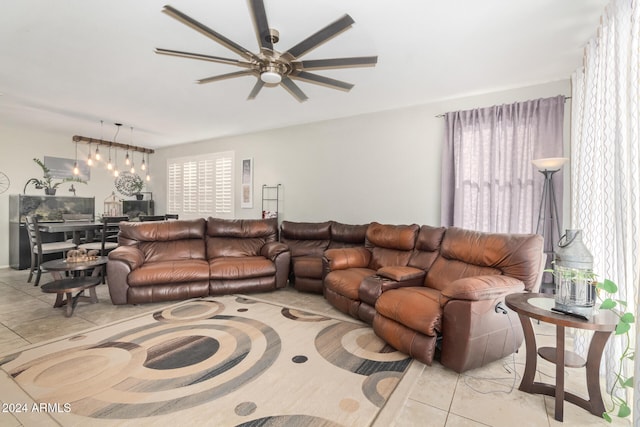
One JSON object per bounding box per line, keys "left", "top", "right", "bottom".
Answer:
{"left": 38, "top": 221, "right": 104, "bottom": 245}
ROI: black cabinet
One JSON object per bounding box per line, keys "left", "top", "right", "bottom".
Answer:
{"left": 123, "top": 200, "right": 154, "bottom": 220}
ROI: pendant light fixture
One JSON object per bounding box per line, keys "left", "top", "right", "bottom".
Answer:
{"left": 129, "top": 127, "right": 135, "bottom": 173}
{"left": 87, "top": 140, "right": 93, "bottom": 166}
{"left": 95, "top": 120, "right": 103, "bottom": 161}
{"left": 106, "top": 142, "right": 113, "bottom": 171}
{"left": 73, "top": 139, "right": 80, "bottom": 175}
{"left": 145, "top": 152, "right": 151, "bottom": 182}
{"left": 113, "top": 123, "right": 122, "bottom": 177}
{"left": 113, "top": 148, "right": 120, "bottom": 177}
{"left": 71, "top": 123, "right": 153, "bottom": 180}
{"left": 130, "top": 151, "right": 136, "bottom": 174}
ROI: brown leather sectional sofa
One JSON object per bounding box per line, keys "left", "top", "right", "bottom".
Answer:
{"left": 106, "top": 217, "right": 290, "bottom": 304}
{"left": 323, "top": 222, "right": 544, "bottom": 372}
{"left": 106, "top": 217, "right": 543, "bottom": 373}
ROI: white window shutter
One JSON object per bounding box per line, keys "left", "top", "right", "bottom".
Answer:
{"left": 167, "top": 151, "right": 234, "bottom": 219}
{"left": 167, "top": 162, "right": 182, "bottom": 213}
{"left": 216, "top": 156, "right": 232, "bottom": 215}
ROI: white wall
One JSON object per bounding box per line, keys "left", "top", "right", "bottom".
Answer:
{"left": 153, "top": 79, "right": 571, "bottom": 224}
{"left": 0, "top": 79, "right": 571, "bottom": 267}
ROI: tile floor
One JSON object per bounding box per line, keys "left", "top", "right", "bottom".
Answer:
{"left": 0, "top": 267, "right": 630, "bottom": 426}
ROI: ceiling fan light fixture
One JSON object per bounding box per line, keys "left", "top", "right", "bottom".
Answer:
{"left": 260, "top": 70, "right": 282, "bottom": 84}
{"left": 157, "top": 2, "right": 377, "bottom": 101}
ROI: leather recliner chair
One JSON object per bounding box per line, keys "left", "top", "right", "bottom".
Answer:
{"left": 323, "top": 222, "right": 420, "bottom": 319}
{"left": 206, "top": 217, "right": 290, "bottom": 294}
{"left": 280, "top": 220, "right": 332, "bottom": 293}
{"left": 280, "top": 220, "right": 369, "bottom": 294}
{"left": 107, "top": 218, "right": 211, "bottom": 304}
{"left": 372, "top": 227, "right": 543, "bottom": 372}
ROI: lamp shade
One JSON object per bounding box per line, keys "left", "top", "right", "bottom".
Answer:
{"left": 532, "top": 157, "right": 568, "bottom": 171}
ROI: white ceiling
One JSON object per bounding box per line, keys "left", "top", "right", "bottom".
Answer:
{"left": 0, "top": 0, "right": 607, "bottom": 149}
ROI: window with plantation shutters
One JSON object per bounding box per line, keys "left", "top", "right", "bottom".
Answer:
{"left": 167, "top": 151, "right": 234, "bottom": 219}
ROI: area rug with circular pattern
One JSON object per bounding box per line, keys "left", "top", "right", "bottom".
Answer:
{"left": 0, "top": 295, "right": 413, "bottom": 426}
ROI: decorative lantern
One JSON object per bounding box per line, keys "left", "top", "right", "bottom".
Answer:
{"left": 104, "top": 192, "right": 122, "bottom": 217}
{"left": 554, "top": 229, "right": 595, "bottom": 317}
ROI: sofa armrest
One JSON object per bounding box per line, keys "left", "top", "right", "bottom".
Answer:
{"left": 440, "top": 275, "right": 525, "bottom": 303}
{"left": 377, "top": 266, "right": 426, "bottom": 282}
{"left": 324, "top": 247, "right": 371, "bottom": 271}
{"left": 261, "top": 242, "right": 290, "bottom": 261}
{"left": 359, "top": 267, "right": 426, "bottom": 306}
{"left": 108, "top": 246, "right": 145, "bottom": 271}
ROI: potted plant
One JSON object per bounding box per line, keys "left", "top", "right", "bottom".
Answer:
{"left": 23, "top": 158, "right": 87, "bottom": 195}
{"left": 596, "top": 279, "right": 634, "bottom": 422}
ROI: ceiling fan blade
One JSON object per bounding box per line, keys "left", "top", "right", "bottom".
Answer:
{"left": 248, "top": 0, "right": 273, "bottom": 52}
{"left": 197, "top": 70, "right": 254, "bottom": 84}
{"left": 247, "top": 79, "right": 265, "bottom": 100}
{"left": 280, "top": 77, "right": 308, "bottom": 102}
{"left": 295, "top": 56, "right": 378, "bottom": 70}
{"left": 289, "top": 71, "right": 353, "bottom": 92}
{"left": 155, "top": 48, "right": 254, "bottom": 68}
{"left": 282, "top": 14, "right": 355, "bottom": 60}
{"left": 162, "top": 5, "right": 259, "bottom": 62}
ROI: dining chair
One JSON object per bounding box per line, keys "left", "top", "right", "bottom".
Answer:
{"left": 164, "top": 214, "right": 179, "bottom": 220}
{"left": 139, "top": 215, "right": 166, "bottom": 222}
{"left": 25, "top": 215, "right": 77, "bottom": 286}
{"left": 79, "top": 216, "right": 129, "bottom": 283}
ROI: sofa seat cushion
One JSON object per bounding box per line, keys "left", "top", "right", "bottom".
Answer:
{"left": 209, "top": 256, "right": 276, "bottom": 279}
{"left": 128, "top": 260, "right": 211, "bottom": 287}
{"left": 292, "top": 256, "right": 323, "bottom": 279}
{"left": 376, "top": 287, "right": 442, "bottom": 337}
{"left": 324, "top": 267, "right": 375, "bottom": 299}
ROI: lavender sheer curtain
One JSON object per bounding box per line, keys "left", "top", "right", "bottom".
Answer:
{"left": 441, "top": 96, "right": 565, "bottom": 233}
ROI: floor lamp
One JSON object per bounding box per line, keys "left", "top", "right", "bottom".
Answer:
{"left": 532, "top": 157, "right": 568, "bottom": 291}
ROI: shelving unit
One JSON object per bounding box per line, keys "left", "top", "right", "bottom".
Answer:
{"left": 261, "top": 184, "right": 281, "bottom": 219}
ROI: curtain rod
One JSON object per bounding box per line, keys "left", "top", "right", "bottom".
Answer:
{"left": 72, "top": 135, "right": 155, "bottom": 154}
{"left": 434, "top": 96, "right": 572, "bottom": 118}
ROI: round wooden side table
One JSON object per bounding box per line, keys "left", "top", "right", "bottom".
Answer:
{"left": 505, "top": 292, "right": 618, "bottom": 422}
{"left": 41, "top": 277, "right": 101, "bottom": 317}
{"left": 40, "top": 256, "right": 108, "bottom": 317}
{"left": 40, "top": 256, "right": 108, "bottom": 280}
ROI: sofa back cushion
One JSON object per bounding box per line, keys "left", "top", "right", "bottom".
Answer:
{"left": 328, "top": 222, "right": 369, "bottom": 249}
{"left": 425, "top": 227, "right": 544, "bottom": 292}
{"left": 207, "top": 217, "right": 277, "bottom": 259}
{"left": 280, "top": 221, "right": 331, "bottom": 257}
{"left": 118, "top": 218, "right": 207, "bottom": 263}
{"left": 365, "top": 222, "right": 419, "bottom": 270}
{"left": 408, "top": 225, "right": 446, "bottom": 270}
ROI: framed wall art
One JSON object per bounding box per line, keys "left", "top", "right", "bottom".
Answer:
{"left": 241, "top": 158, "right": 253, "bottom": 208}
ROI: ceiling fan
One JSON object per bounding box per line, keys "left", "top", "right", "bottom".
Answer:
{"left": 155, "top": 0, "right": 377, "bottom": 102}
